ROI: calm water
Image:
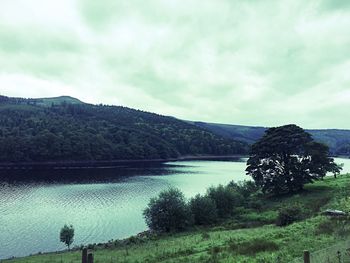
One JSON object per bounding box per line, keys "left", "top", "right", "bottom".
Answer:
{"left": 0, "top": 158, "right": 349, "bottom": 259}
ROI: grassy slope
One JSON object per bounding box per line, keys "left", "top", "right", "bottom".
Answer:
{"left": 4, "top": 175, "right": 350, "bottom": 263}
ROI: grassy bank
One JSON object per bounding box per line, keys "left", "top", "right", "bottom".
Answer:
{"left": 4, "top": 174, "right": 350, "bottom": 263}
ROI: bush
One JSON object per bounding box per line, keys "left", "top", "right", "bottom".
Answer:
{"left": 207, "top": 185, "right": 243, "bottom": 218}
{"left": 190, "top": 194, "right": 218, "bottom": 225}
{"left": 316, "top": 217, "right": 350, "bottom": 237}
{"left": 143, "top": 188, "right": 193, "bottom": 232}
{"left": 301, "top": 194, "right": 332, "bottom": 215}
{"left": 201, "top": 232, "right": 210, "bottom": 240}
{"left": 228, "top": 181, "right": 260, "bottom": 199}
{"left": 276, "top": 204, "right": 303, "bottom": 226}
{"left": 315, "top": 218, "right": 335, "bottom": 235}
{"left": 228, "top": 238, "right": 279, "bottom": 255}
{"left": 247, "top": 198, "right": 264, "bottom": 210}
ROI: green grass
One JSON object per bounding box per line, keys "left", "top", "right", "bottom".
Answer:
{"left": 4, "top": 174, "right": 350, "bottom": 263}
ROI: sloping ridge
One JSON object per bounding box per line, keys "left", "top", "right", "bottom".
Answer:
{"left": 192, "top": 122, "right": 350, "bottom": 155}
{"left": 0, "top": 95, "right": 248, "bottom": 164}
{"left": 36, "top": 96, "right": 84, "bottom": 106}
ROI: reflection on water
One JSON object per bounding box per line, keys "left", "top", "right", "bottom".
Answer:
{"left": 0, "top": 159, "right": 247, "bottom": 259}
{"left": 0, "top": 158, "right": 348, "bottom": 259}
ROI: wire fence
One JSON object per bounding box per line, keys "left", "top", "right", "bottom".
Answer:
{"left": 291, "top": 239, "right": 350, "bottom": 263}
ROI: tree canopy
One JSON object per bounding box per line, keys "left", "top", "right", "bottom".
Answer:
{"left": 0, "top": 96, "right": 248, "bottom": 162}
{"left": 143, "top": 188, "right": 193, "bottom": 232}
{"left": 59, "top": 224, "right": 74, "bottom": 249}
{"left": 246, "top": 124, "right": 341, "bottom": 195}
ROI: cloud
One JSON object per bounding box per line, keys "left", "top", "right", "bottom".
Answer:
{"left": 0, "top": 0, "right": 349, "bottom": 129}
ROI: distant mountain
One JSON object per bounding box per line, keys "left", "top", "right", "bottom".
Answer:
{"left": 0, "top": 95, "right": 248, "bottom": 163}
{"left": 192, "top": 122, "right": 350, "bottom": 156}
{"left": 309, "top": 129, "right": 350, "bottom": 156}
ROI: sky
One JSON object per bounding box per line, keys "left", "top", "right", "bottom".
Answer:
{"left": 0, "top": 0, "right": 349, "bottom": 129}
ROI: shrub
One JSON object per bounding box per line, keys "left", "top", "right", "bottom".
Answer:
{"left": 143, "top": 188, "right": 193, "bottom": 232}
{"left": 276, "top": 204, "right": 303, "bottom": 226}
{"left": 207, "top": 185, "right": 243, "bottom": 218}
{"left": 190, "top": 194, "right": 218, "bottom": 225}
{"left": 201, "top": 232, "right": 210, "bottom": 240}
{"left": 207, "top": 246, "right": 221, "bottom": 263}
{"left": 315, "top": 218, "right": 335, "bottom": 235}
{"left": 228, "top": 238, "right": 279, "bottom": 255}
{"left": 247, "top": 198, "right": 264, "bottom": 210}
{"left": 228, "top": 180, "right": 260, "bottom": 199}
{"left": 304, "top": 195, "right": 332, "bottom": 214}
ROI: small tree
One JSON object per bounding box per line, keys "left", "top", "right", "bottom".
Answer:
{"left": 143, "top": 188, "right": 193, "bottom": 232}
{"left": 246, "top": 124, "right": 342, "bottom": 195}
{"left": 207, "top": 185, "right": 243, "bottom": 218}
{"left": 228, "top": 181, "right": 260, "bottom": 199}
{"left": 60, "top": 224, "right": 74, "bottom": 249}
{"left": 190, "top": 194, "right": 218, "bottom": 225}
{"left": 276, "top": 204, "right": 303, "bottom": 226}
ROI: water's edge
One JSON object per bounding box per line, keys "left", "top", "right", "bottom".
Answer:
{"left": 0, "top": 155, "right": 246, "bottom": 170}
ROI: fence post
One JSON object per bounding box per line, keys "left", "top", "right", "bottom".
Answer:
{"left": 304, "top": 250, "right": 310, "bottom": 263}
{"left": 337, "top": 251, "right": 341, "bottom": 263}
{"left": 82, "top": 248, "right": 88, "bottom": 263}
{"left": 87, "top": 252, "right": 94, "bottom": 263}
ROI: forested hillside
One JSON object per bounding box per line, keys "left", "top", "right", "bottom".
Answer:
{"left": 192, "top": 122, "right": 350, "bottom": 156}
{"left": 0, "top": 96, "right": 248, "bottom": 162}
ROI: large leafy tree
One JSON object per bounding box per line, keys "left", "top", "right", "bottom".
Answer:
{"left": 246, "top": 124, "right": 341, "bottom": 195}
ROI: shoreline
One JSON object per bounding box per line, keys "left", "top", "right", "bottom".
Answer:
{"left": 0, "top": 155, "right": 247, "bottom": 170}
{"left": 3, "top": 174, "right": 350, "bottom": 262}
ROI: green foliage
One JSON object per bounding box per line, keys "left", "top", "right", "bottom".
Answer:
{"left": 59, "top": 225, "right": 74, "bottom": 249}
{"left": 304, "top": 195, "right": 332, "bottom": 214}
{"left": 194, "top": 121, "right": 350, "bottom": 156}
{"left": 7, "top": 175, "right": 350, "bottom": 263}
{"left": 189, "top": 194, "right": 218, "bottom": 225}
{"left": 316, "top": 217, "right": 350, "bottom": 238}
{"left": 144, "top": 183, "right": 254, "bottom": 232}
{"left": 143, "top": 188, "right": 193, "bottom": 232}
{"left": 315, "top": 218, "right": 336, "bottom": 235}
{"left": 336, "top": 143, "right": 350, "bottom": 156}
{"left": 0, "top": 96, "right": 248, "bottom": 162}
{"left": 228, "top": 238, "right": 279, "bottom": 255}
{"left": 207, "top": 184, "right": 243, "bottom": 218}
{"left": 228, "top": 180, "right": 260, "bottom": 199}
{"left": 246, "top": 124, "right": 342, "bottom": 195}
{"left": 276, "top": 204, "right": 304, "bottom": 226}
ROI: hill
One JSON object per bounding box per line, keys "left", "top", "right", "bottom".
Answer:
{"left": 0, "top": 96, "right": 248, "bottom": 163}
{"left": 192, "top": 122, "right": 350, "bottom": 156}
{"left": 35, "top": 96, "right": 84, "bottom": 106}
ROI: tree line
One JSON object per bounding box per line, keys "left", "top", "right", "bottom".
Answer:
{"left": 0, "top": 96, "right": 248, "bottom": 162}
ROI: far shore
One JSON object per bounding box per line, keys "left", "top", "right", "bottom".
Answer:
{"left": 0, "top": 155, "right": 248, "bottom": 171}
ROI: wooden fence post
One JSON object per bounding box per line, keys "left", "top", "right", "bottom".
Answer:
{"left": 303, "top": 250, "right": 310, "bottom": 263}
{"left": 87, "top": 252, "right": 94, "bottom": 263}
{"left": 82, "top": 248, "right": 88, "bottom": 263}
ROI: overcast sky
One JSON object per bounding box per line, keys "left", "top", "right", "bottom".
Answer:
{"left": 0, "top": 0, "right": 349, "bottom": 129}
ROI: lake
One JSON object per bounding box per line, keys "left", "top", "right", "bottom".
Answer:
{"left": 0, "top": 158, "right": 349, "bottom": 259}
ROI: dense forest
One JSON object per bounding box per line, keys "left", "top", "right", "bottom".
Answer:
{"left": 0, "top": 96, "right": 248, "bottom": 162}
{"left": 192, "top": 122, "right": 350, "bottom": 156}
